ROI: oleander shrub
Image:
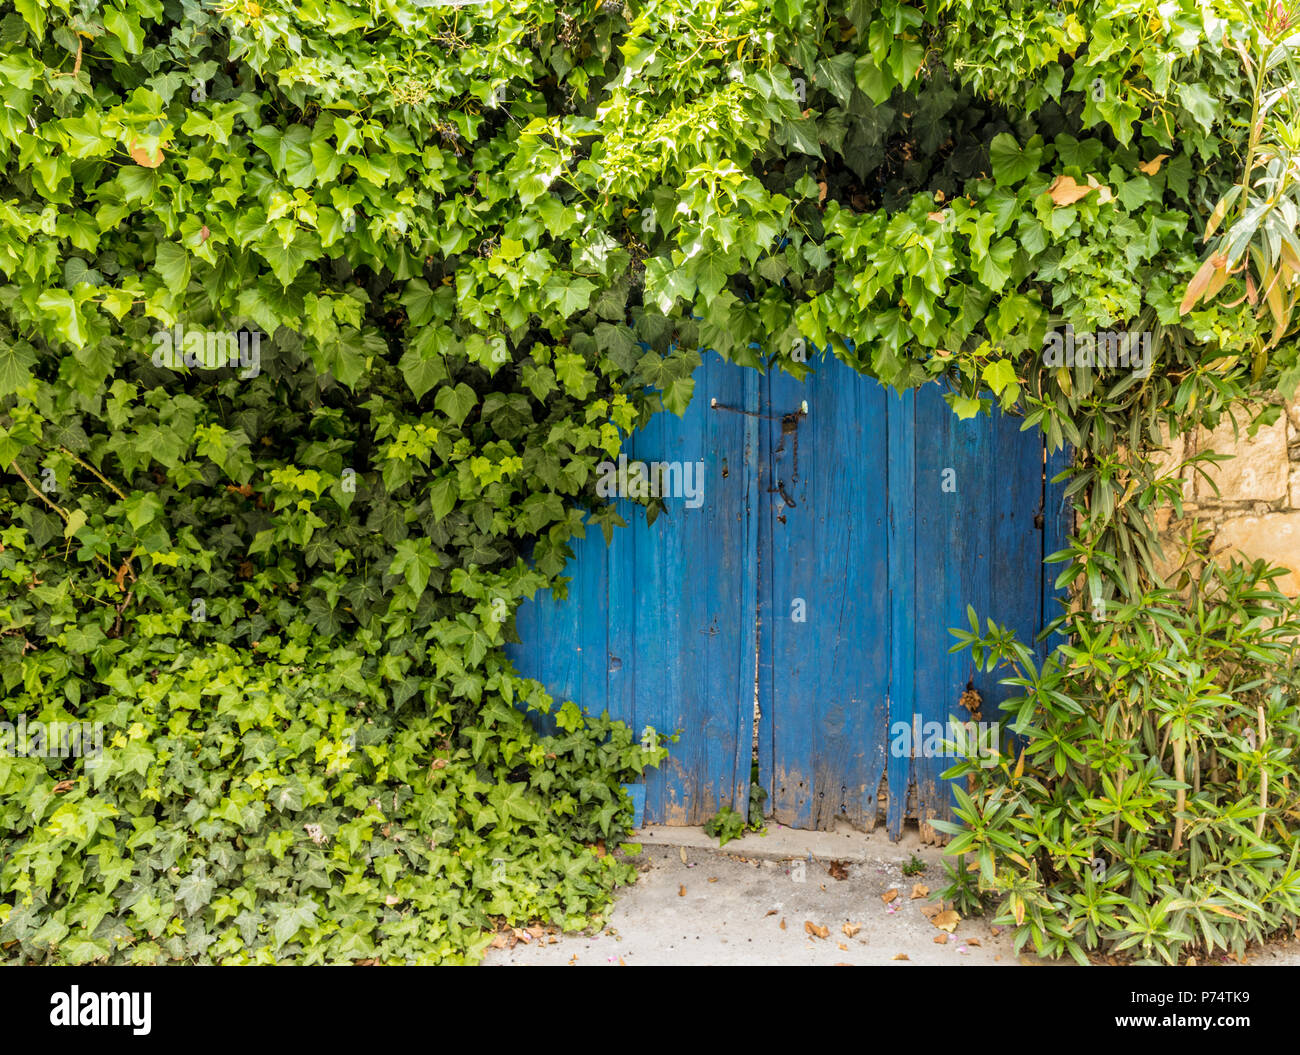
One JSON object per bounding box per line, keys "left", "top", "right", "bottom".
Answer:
{"left": 941, "top": 536, "right": 1300, "bottom": 965}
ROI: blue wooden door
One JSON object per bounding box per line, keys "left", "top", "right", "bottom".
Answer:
{"left": 508, "top": 352, "right": 1067, "bottom": 831}
{"left": 508, "top": 353, "right": 759, "bottom": 824}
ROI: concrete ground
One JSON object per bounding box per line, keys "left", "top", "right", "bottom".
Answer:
{"left": 485, "top": 822, "right": 1300, "bottom": 966}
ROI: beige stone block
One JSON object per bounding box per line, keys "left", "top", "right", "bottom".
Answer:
{"left": 1211, "top": 512, "right": 1300, "bottom": 596}
{"left": 1194, "top": 415, "right": 1289, "bottom": 503}
{"left": 1292, "top": 466, "right": 1300, "bottom": 510}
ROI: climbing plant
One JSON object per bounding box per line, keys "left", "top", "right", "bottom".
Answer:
{"left": 0, "top": 0, "right": 1296, "bottom": 963}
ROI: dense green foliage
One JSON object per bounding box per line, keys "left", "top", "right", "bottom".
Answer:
{"left": 0, "top": 0, "right": 1296, "bottom": 962}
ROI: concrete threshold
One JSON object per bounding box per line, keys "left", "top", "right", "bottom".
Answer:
{"left": 630, "top": 819, "right": 951, "bottom": 868}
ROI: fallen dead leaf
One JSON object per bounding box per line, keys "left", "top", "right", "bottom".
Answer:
{"left": 932, "top": 909, "right": 961, "bottom": 933}
{"left": 1047, "top": 173, "right": 1094, "bottom": 207}
{"left": 828, "top": 860, "right": 849, "bottom": 880}
{"left": 490, "top": 934, "right": 509, "bottom": 949}
{"left": 764, "top": 909, "right": 778, "bottom": 917}
{"left": 927, "top": 210, "right": 947, "bottom": 222}
{"left": 804, "top": 920, "right": 830, "bottom": 939}
{"left": 837, "top": 942, "right": 848, "bottom": 951}
{"left": 881, "top": 888, "right": 899, "bottom": 904}
{"left": 568, "top": 955, "right": 578, "bottom": 965}
{"left": 779, "top": 918, "right": 786, "bottom": 930}
{"left": 910, "top": 883, "right": 929, "bottom": 900}
{"left": 512, "top": 928, "right": 532, "bottom": 944}
{"left": 52, "top": 779, "right": 75, "bottom": 794}
{"left": 918, "top": 902, "right": 942, "bottom": 920}
{"left": 817, "top": 180, "right": 828, "bottom": 203}
{"left": 678, "top": 885, "right": 686, "bottom": 897}
{"left": 892, "top": 953, "right": 909, "bottom": 961}
{"left": 967, "top": 938, "right": 981, "bottom": 947}
{"left": 708, "top": 876, "right": 718, "bottom": 883}
{"left": 1139, "top": 153, "right": 1170, "bottom": 175}
{"left": 842, "top": 921, "right": 861, "bottom": 938}
{"left": 934, "top": 933, "right": 948, "bottom": 945}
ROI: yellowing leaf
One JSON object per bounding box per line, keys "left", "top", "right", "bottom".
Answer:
{"left": 1138, "top": 153, "right": 1170, "bottom": 175}
{"left": 128, "top": 139, "right": 164, "bottom": 168}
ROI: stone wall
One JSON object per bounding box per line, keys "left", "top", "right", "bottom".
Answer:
{"left": 1153, "top": 399, "right": 1300, "bottom": 596}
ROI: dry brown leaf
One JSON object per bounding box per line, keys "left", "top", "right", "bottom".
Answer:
{"left": 512, "top": 927, "right": 532, "bottom": 944}
{"left": 892, "top": 953, "right": 909, "bottom": 961}
{"left": 842, "top": 921, "right": 861, "bottom": 938}
{"left": 932, "top": 909, "right": 961, "bottom": 933}
{"left": 708, "top": 876, "right": 718, "bottom": 883}
{"left": 910, "top": 883, "right": 929, "bottom": 899}
{"left": 933, "top": 933, "right": 948, "bottom": 944}
{"left": 828, "top": 860, "right": 849, "bottom": 880}
{"left": 593, "top": 840, "right": 606, "bottom": 858}
{"left": 967, "top": 938, "right": 981, "bottom": 947}
{"left": 568, "top": 954, "right": 578, "bottom": 965}
{"left": 804, "top": 920, "right": 830, "bottom": 939}
{"left": 1047, "top": 173, "right": 1094, "bottom": 207}
{"left": 678, "top": 884, "right": 686, "bottom": 897}
{"left": 53, "top": 779, "right": 75, "bottom": 794}
{"left": 779, "top": 917, "right": 786, "bottom": 930}
{"left": 764, "top": 909, "right": 778, "bottom": 917}
{"left": 918, "top": 902, "right": 942, "bottom": 920}
{"left": 927, "top": 210, "right": 947, "bottom": 222}
{"left": 1138, "top": 153, "right": 1170, "bottom": 175}
{"left": 837, "top": 942, "right": 849, "bottom": 951}
{"left": 490, "top": 933, "right": 509, "bottom": 949}
{"left": 881, "top": 888, "right": 899, "bottom": 904}
{"left": 817, "top": 180, "right": 828, "bottom": 203}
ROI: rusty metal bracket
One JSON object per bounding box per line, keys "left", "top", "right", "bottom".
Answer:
{"left": 710, "top": 397, "right": 808, "bottom": 419}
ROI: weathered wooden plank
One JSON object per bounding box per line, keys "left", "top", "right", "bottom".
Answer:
{"left": 762, "top": 354, "right": 891, "bottom": 830}
{"left": 1042, "top": 443, "right": 1074, "bottom": 657}
{"left": 910, "top": 384, "right": 985, "bottom": 838}
{"left": 886, "top": 387, "right": 916, "bottom": 837}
